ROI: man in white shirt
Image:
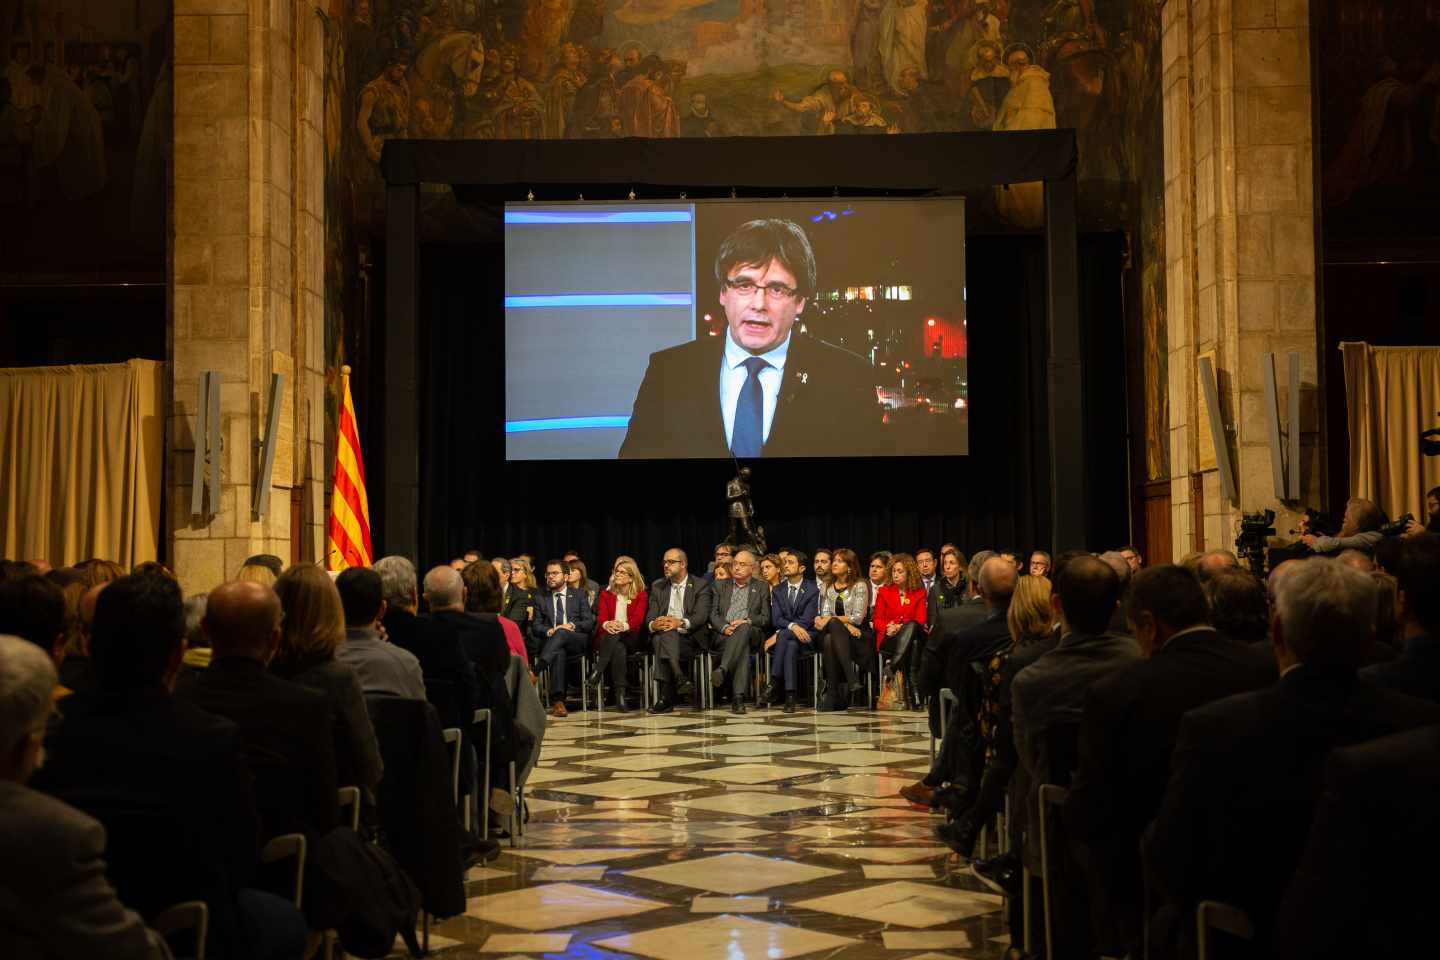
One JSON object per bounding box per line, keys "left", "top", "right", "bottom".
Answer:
{"left": 645, "top": 548, "right": 712, "bottom": 713}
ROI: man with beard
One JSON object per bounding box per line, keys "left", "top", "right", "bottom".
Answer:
{"left": 617, "top": 55, "right": 678, "bottom": 137}
{"left": 895, "top": 65, "right": 947, "bottom": 131}
{"left": 570, "top": 46, "right": 620, "bottom": 137}
{"left": 772, "top": 69, "right": 861, "bottom": 135}
{"left": 543, "top": 42, "right": 586, "bottom": 138}
{"left": 680, "top": 91, "right": 720, "bottom": 137}
{"left": 490, "top": 44, "right": 545, "bottom": 139}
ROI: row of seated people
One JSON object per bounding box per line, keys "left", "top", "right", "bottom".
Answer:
{"left": 0, "top": 554, "right": 539, "bottom": 960}
{"left": 902, "top": 536, "right": 1440, "bottom": 959}
{"left": 468, "top": 541, "right": 1090, "bottom": 717}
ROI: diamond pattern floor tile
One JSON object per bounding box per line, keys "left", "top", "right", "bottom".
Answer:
{"left": 794, "top": 880, "right": 1002, "bottom": 927}
{"left": 592, "top": 914, "right": 859, "bottom": 960}
{"left": 811, "top": 845, "right": 951, "bottom": 863}
{"left": 560, "top": 778, "right": 701, "bottom": 799}
{"left": 625, "top": 851, "right": 843, "bottom": 894}
{"left": 673, "top": 791, "right": 833, "bottom": 817}
{"left": 464, "top": 882, "right": 666, "bottom": 930}
{"left": 504, "top": 848, "right": 662, "bottom": 865}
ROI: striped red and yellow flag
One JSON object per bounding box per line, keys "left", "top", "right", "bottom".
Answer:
{"left": 327, "top": 364, "right": 373, "bottom": 570}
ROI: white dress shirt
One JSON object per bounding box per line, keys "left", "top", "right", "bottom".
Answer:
{"left": 719, "top": 328, "right": 792, "bottom": 449}
{"left": 663, "top": 579, "right": 691, "bottom": 632}
{"left": 614, "top": 594, "right": 629, "bottom": 626}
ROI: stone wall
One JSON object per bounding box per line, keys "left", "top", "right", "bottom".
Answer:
{"left": 1161, "top": 0, "right": 1321, "bottom": 558}
{"left": 169, "top": 0, "right": 328, "bottom": 596}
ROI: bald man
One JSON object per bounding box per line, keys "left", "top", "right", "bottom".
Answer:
{"left": 178, "top": 580, "right": 338, "bottom": 841}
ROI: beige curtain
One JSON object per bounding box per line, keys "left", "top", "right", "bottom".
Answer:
{"left": 0, "top": 360, "right": 164, "bottom": 567}
{"left": 1342, "top": 343, "right": 1440, "bottom": 522}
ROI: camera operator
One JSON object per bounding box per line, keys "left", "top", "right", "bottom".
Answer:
{"left": 1299, "top": 497, "right": 1384, "bottom": 556}
{"left": 1402, "top": 485, "right": 1440, "bottom": 538}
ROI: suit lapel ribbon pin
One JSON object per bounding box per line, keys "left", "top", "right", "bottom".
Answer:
{"left": 800, "top": 372, "right": 808, "bottom": 384}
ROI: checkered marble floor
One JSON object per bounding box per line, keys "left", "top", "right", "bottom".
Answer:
{"left": 390, "top": 707, "right": 1012, "bottom": 959}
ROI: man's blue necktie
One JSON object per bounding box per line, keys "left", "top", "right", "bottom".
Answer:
{"left": 731, "top": 357, "right": 769, "bottom": 457}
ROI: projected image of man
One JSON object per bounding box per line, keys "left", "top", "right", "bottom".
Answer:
{"left": 619, "top": 218, "right": 882, "bottom": 459}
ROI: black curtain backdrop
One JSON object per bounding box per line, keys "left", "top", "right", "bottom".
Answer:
{"left": 404, "top": 233, "right": 1126, "bottom": 576}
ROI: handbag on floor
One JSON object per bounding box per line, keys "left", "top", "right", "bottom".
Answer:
{"left": 878, "top": 671, "right": 906, "bottom": 711}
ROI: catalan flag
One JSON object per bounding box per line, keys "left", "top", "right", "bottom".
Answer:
{"left": 327, "top": 364, "right": 373, "bottom": 570}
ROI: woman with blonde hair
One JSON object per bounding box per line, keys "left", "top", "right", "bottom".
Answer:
{"left": 938, "top": 574, "right": 1059, "bottom": 859}
{"left": 502, "top": 557, "right": 537, "bottom": 627}
{"left": 587, "top": 557, "right": 647, "bottom": 711}
{"left": 271, "top": 563, "right": 383, "bottom": 795}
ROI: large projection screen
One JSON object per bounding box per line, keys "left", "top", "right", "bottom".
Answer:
{"left": 504, "top": 198, "right": 966, "bottom": 461}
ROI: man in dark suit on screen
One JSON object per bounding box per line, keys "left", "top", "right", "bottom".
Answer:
{"left": 619, "top": 218, "right": 883, "bottom": 459}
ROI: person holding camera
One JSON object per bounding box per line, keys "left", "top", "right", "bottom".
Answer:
{"left": 1299, "top": 497, "right": 1385, "bottom": 556}
{"left": 1402, "top": 485, "right": 1440, "bottom": 538}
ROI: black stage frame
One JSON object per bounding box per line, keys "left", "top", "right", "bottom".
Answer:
{"left": 380, "top": 131, "right": 1084, "bottom": 562}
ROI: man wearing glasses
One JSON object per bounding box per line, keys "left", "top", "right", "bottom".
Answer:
{"left": 619, "top": 217, "right": 882, "bottom": 459}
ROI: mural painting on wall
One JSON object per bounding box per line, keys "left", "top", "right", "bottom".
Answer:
{"left": 0, "top": 0, "right": 170, "bottom": 273}
{"left": 1317, "top": 0, "right": 1440, "bottom": 241}
{"left": 337, "top": 0, "right": 1160, "bottom": 230}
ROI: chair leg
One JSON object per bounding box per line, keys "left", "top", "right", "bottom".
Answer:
{"left": 1022, "top": 865, "right": 1033, "bottom": 955}
{"left": 508, "top": 762, "right": 518, "bottom": 847}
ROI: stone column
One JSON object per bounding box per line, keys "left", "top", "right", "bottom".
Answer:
{"left": 1161, "top": 0, "right": 1321, "bottom": 559}
{"left": 169, "top": 1, "right": 328, "bottom": 596}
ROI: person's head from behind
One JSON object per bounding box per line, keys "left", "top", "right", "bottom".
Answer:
{"left": 1205, "top": 569, "right": 1269, "bottom": 645}
{"left": 1396, "top": 533, "right": 1440, "bottom": 638}
{"left": 273, "top": 564, "right": 345, "bottom": 665}
{"left": 1125, "top": 564, "right": 1210, "bottom": 656}
{"left": 978, "top": 555, "right": 1018, "bottom": 610}
{"left": 0, "top": 573, "right": 67, "bottom": 666}
{"left": 461, "top": 560, "right": 503, "bottom": 613}
{"left": 544, "top": 559, "right": 570, "bottom": 591}
{"left": 1270, "top": 557, "right": 1378, "bottom": 672}
{"left": 661, "top": 549, "right": 687, "bottom": 583}
{"left": 1051, "top": 555, "right": 1121, "bottom": 636}
{"left": 335, "top": 567, "right": 385, "bottom": 628}
{"left": 1340, "top": 497, "right": 1383, "bottom": 536}
{"left": 75, "top": 558, "right": 124, "bottom": 589}
{"left": 1007, "top": 575, "right": 1054, "bottom": 646}
{"left": 1196, "top": 549, "right": 1239, "bottom": 582}
{"left": 967, "top": 550, "right": 995, "bottom": 594}
{"left": 375, "top": 555, "right": 419, "bottom": 612}
{"left": 0, "top": 559, "right": 38, "bottom": 582}
{"left": 1098, "top": 551, "right": 1133, "bottom": 593}
{"left": 714, "top": 218, "right": 815, "bottom": 354}
{"left": 0, "top": 635, "right": 58, "bottom": 784}
{"left": 1336, "top": 549, "right": 1373, "bottom": 573}
{"left": 203, "top": 581, "right": 283, "bottom": 664}
{"left": 236, "top": 553, "right": 283, "bottom": 586}
{"left": 91, "top": 573, "right": 186, "bottom": 691}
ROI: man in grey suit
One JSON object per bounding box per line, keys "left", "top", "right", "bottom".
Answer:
{"left": 707, "top": 548, "right": 771, "bottom": 714}
{"left": 647, "top": 548, "right": 713, "bottom": 713}
{"left": 0, "top": 634, "right": 173, "bottom": 960}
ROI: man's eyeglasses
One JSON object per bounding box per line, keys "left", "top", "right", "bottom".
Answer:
{"left": 724, "top": 278, "right": 800, "bottom": 301}
{"left": 663, "top": 558, "right": 682, "bottom": 566}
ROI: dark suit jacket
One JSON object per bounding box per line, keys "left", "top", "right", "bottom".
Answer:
{"left": 707, "top": 577, "right": 771, "bottom": 634}
{"left": 1145, "top": 667, "right": 1440, "bottom": 954}
{"left": 423, "top": 610, "right": 519, "bottom": 773}
{"left": 940, "top": 605, "right": 1013, "bottom": 699}
{"left": 645, "top": 575, "right": 713, "bottom": 639}
{"left": 501, "top": 585, "right": 535, "bottom": 628}
{"left": 0, "top": 780, "right": 172, "bottom": 960}
{"left": 529, "top": 588, "right": 595, "bottom": 644}
{"left": 31, "top": 689, "right": 260, "bottom": 957}
{"left": 618, "top": 333, "right": 882, "bottom": 459}
{"left": 1361, "top": 631, "right": 1439, "bottom": 704}
{"left": 1274, "top": 723, "right": 1440, "bottom": 959}
{"left": 178, "top": 656, "right": 338, "bottom": 843}
{"left": 1063, "top": 628, "right": 1276, "bottom": 953}
{"left": 400, "top": 609, "right": 482, "bottom": 708}
{"left": 770, "top": 578, "right": 820, "bottom": 634}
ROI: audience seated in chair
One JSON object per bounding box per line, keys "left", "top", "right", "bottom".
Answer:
{"left": 1145, "top": 557, "right": 1440, "bottom": 958}
{"left": 1362, "top": 532, "right": 1440, "bottom": 703}
{"left": 271, "top": 564, "right": 384, "bottom": 800}
{"left": 708, "top": 548, "right": 772, "bottom": 714}
{"left": 334, "top": 567, "right": 426, "bottom": 700}
{"left": 762, "top": 548, "right": 818, "bottom": 714}
{"left": 1063, "top": 564, "right": 1275, "bottom": 957}
{"left": 178, "top": 580, "right": 339, "bottom": 846}
{"left": 813, "top": 548, "right": 869, "bottom": 712}
{"left": 530, "top": 559, "right": 596, "bottom": 717}
{"left": 374, "top": 560, "right": 478, "bottom": 729}
{"left": 31, "top": 572, "right": 308, "bottom": 960}
{"left": 461, "top": 560, "right": 529, "bottom": 665}
{"left": 874, "top": 552, "right": 930, "bottom": 710}
{"left": 589, "top": 557, "right": 649, "bottom": 712}
{"left": 645, "top": 549, "right": 711, "bottom": 714}
{"left": 0, "top": 634, "right": 175, "bottom": 959}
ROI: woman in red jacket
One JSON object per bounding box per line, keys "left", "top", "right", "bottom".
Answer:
{"left": 588, "top": 557, "right": 647, "bottom": 712}
{"left": 873, "top": 552, "right": 929, "bottom": 710}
